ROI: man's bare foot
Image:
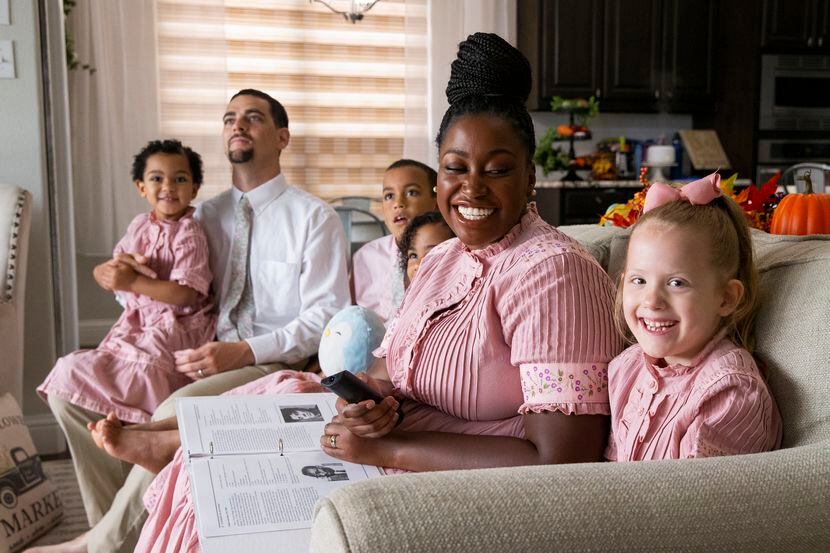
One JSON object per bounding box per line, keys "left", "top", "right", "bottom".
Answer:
{"left": 87, "top": 412, "right": 121, "bottom": 449}
{"left": 99, "top": 425, "right": 181, "bottom": 474}
{"left": 23, "top": 531, "right": 88, "bottom": 553}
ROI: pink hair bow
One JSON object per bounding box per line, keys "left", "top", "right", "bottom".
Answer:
{"left": 643, "top": 172, "right": 723, "bottom": 213}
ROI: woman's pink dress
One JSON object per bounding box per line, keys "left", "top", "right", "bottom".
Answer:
{"left": 135, "top": 206, "right": 623, "bottom": 552}
{"left": 38, "top": 209, "right": 216, "bottom": 423}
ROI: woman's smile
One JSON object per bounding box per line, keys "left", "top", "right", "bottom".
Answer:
{"left": 455, "top": 205, "right": 496, "bottom": 221}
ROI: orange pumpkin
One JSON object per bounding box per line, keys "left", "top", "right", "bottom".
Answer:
{"left": 770, "top": 177, "right": 830, "bottom": 235}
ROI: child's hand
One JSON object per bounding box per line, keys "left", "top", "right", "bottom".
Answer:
{"left": 113, "top": 253, "right": 157, "bottom": 279}
{"left": 94, "top": 259, "right": 139, "bottom": 292}
{"left": 94, "top": 252, "right": 156, "bottom": 292}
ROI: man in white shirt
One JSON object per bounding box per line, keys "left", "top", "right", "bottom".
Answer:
{"left": 33, "top": 89, "right": 350, "bottom": 553}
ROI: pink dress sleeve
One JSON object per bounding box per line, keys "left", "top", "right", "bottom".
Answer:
{"left": 506, "top": 251, "right": 622, "bottom": 417}
{"left": 169, "top": 219, "right": 212, "bottom": 297}
{"left": 680, "top": 371, "right": 783, "bottom": 458}
{"left": 112, "top": 214, "right": 146, "bottom": 256}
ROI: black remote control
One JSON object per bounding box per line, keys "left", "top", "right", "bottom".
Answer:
{"left": 321, "top": 370, "right": 385, "bottom": 404}
{"left": 321, "top": 370, "right": 404, "bottom": 425}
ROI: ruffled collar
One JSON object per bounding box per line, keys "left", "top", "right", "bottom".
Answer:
{"left": 643, "top": 327, "right": 730, "bottom": 376}
{"left": 466, "top": 203, "right": 539, "bottom": 260}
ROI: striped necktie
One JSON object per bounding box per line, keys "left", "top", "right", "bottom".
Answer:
{"left": 216, "top": 194, "right": 255, "bottom": 341}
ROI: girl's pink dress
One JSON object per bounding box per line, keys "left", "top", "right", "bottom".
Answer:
{"left": 605, "top": 331, "right": 782, "bottom": 461}
{"left": 38, "top": 209, "right": 216, "bottom": 423}
{"left": 135, "top": 206, "right": 623, "bottom": 552}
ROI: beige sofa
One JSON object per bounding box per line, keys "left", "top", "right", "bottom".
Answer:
{"left": 310, "top": 225, "right": 830, "bottom": 552}
{"left": 0, "top": 184, "right": 32, "bottom": 405}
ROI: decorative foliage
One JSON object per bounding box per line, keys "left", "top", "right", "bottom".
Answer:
{"left": 729, "top": 173, "right": 782, "bottom": 232}
{"left": 550, "top": 96, "right": 600, "bottom": 123}
{"left": 599, "top": 170, "right": 784, "bottom": 231}
{"left": 64, "top": 0, "right": 96, "bottom": 74}
{"left": 598, "top": 167, "right": 651, "bottom": 228}
{"left": 535, "top": 96, "right": 599, "bottom": 177}
{"left": 533, "top": 130, "right": 571, "bottom": 175}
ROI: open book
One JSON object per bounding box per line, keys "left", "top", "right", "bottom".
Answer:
{"left": 176, "top": 393, "right": 384, "bottom": 552}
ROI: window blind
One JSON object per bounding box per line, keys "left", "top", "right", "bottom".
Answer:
{"left": 155, "top": 0, "right": 428, "bottom": 202}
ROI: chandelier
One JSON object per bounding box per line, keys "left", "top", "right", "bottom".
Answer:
{"left": 310, "top": 0, "right": 381, "bottom": 24}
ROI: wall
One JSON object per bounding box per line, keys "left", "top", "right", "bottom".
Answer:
{"left": 0, "top": 0, "right": 57, "bottom": 417}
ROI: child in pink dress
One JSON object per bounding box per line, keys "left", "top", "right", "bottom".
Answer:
{"left": 605, "top": 173, "right": 782, "bottom": 461}
{"left": 351, "top": 159, "right": 437, "bottom": 320}
{"left": 38, "top": 139, "right": 216, "bottom": 424}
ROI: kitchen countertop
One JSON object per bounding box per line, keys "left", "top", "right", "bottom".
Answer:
{"left": 536, "top": 179, "right": 643, "bottom": 189}
{"left": 536, "top": 178, "right": 754, "bottom": 189}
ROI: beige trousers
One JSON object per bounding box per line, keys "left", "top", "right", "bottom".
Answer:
{"left": 49, "top": 361, "right": 302, "bottom": 553}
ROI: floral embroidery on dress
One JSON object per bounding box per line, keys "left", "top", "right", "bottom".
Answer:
{"left": 520, "top": 242, "right": 577, "bottom": 264}
{"left": 692, "top": 437, "right": 732, "bottom": 458}
{"left": 520, "top": 363, "right": 608, "bottom": 403}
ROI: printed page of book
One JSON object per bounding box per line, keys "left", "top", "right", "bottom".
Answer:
{"left": 191, "top": 450, "right": 383, "bottom": 537}
{"left": 177, "top": 394, "right": 339, "bottom": 456}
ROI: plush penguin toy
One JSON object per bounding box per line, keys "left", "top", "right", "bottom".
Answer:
{"left": 318, "top": 306, "right": 386, "bottom": 376}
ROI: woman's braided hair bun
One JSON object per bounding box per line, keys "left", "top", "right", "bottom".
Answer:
{"left": 445, "top": 32, "right": 532, "bottom": 106}
{"left": 437, "top": 32, "right": 536, "bottom": 158}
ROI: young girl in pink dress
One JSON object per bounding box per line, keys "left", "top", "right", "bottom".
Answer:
{"left": 351, "top": 159, "right": 437, "bottom": 320}
{"left": 605, "top": 173, "right": 782, "bottom": 461}
{"left": 38, "top": 139, "right": 216, "bottom": 424}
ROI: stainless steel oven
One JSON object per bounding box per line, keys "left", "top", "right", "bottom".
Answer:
{"left": 757, "top": 138, "right": 830, "bottom": 192}
{"left": 759, "top": 54, "right": 830, "bottom": 131}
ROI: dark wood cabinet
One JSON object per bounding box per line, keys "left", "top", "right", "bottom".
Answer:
{"left": 519, "top": 0, "right": 716, "bottom": 113}
{"left": 536, "top": 186, "right": 638, "bottom": 226}
{"left": 662, "top": 0, "right": 717, "bottom": 112}
{"left": 600, "top": 0, "right": 662, "bottom": 112}
{"left": 818, "top": 1, "right": 830, "bottom": 47}
{"left": 762, "top": 0, "right": 830, "bottom": 50}
{"left": 537, "top": 0, "right": 603, "bottom": 102}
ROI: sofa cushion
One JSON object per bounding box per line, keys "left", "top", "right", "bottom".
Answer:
{"left": 556, "top": 224, "right": 626, "bottom": 271}
{"left": 604, "top": 228, "right": 830, "bottom": 448}
{"left": 751, "top": 232, "right": 830, "bottom": 447}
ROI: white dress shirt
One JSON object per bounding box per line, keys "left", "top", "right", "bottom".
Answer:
{"left": 196, "top": 173, "right": 350, "bottom": 364}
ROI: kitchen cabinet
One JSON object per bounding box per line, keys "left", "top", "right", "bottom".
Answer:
{"left": 761, "top": 0, "right": 830, "bottom": 50}
{"left": 536, "top": 0, "right": 603, "bottom": 101}
{"left": 661, "top": 0, "right": 717, "bottom": 112}
{"left": 535, "top": 186, "right": 638, "bottom": 226}
{"left": 600, "top": 0, "right": 662, "bottom": 112}
{"left": 519, "top": 0, "right": 716, "bottom": 113}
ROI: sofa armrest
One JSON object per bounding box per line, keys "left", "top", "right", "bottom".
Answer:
{"left": 311, "top": 441, "right": 829, "bottom": 552}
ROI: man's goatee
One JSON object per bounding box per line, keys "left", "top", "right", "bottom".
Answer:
{"left": 228, "top": 150, "right": 253, "bottom": 164}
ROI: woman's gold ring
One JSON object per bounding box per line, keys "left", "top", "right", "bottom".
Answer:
{"left": 329, "top": 434, "right": 337, "bottom": 448}
{"left": 197, "top": 368, "right": 205, "bottom": 378}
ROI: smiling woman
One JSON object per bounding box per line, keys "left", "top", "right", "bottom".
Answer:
{"left": 317, "top": 32, "right": 625, "bottom": 472}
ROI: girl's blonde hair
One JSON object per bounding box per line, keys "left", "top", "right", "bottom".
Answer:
{"left": 614, "top": 193, "right": 760, "bottom": 353}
